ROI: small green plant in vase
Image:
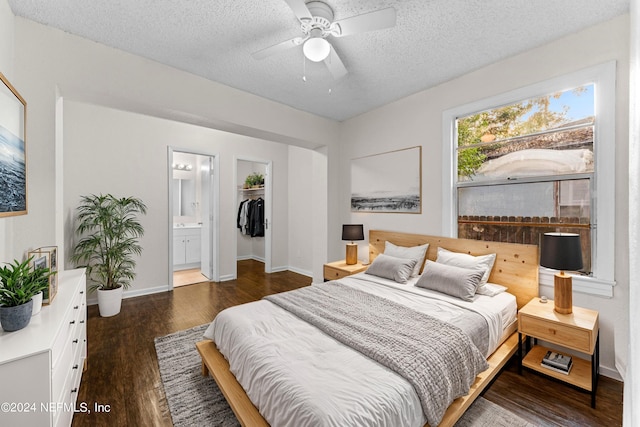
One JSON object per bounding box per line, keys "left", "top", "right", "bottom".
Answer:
{"left": 0, "top": 257, "right": 53, "bottom": 332}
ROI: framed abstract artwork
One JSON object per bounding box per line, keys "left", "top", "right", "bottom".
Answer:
{"left": 351, "top": 146, "right": 422, "bottom": 213}
{"left": 0, "top": 72, "right": 27, "bottom": 217}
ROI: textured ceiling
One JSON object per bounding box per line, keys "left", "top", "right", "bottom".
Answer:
{"left": 8, "top": 0, "right": 630, "bottom": 121}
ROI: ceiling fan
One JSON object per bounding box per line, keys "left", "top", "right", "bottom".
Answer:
{"left": 252, "top": 0, "right": 396, "bottom": 80}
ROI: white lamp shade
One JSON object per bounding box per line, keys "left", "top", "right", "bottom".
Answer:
{"left": 303, "top": 37, "right": 331, "bottom": 62}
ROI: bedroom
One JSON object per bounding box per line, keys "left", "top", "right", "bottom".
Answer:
{"left": 0, "top": 0, "right": 638, "bottom": 426}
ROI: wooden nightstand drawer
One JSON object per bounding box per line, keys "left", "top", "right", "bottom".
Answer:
{"left": 520, "top": 315, "right": 592, "bottom": 353}
{"left": 323, "top": 261, "right": 367, "bottom": 281}
{"left": 324, "top": 265, "right": 349, "bottom": 280}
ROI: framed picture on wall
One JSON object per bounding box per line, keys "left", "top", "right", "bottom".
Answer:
{"left": 0, "top": 72, "right": 27, "bottom": 217}
{"left": 351, "top": 146, "right": 422, "bottom": 213}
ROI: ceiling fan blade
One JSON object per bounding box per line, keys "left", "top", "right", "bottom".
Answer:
{"left": 332, "top": 7, "right": 396, "bottom": 37}
{"left": 283, "top": 0, "right": 312, "bottom": 21}
{"left": 252, "top": 37, "right": 304, "bottom": 60}
{"left": 324, "top": 47, "right": 348, "bottom": 80}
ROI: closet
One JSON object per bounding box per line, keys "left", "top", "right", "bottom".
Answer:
{"left": 236, "top": 160, "right": 270, "bottom": 272}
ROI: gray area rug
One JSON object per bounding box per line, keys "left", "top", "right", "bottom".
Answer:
{"left": 155, "top": 324, "right": 537, "bottom": 427}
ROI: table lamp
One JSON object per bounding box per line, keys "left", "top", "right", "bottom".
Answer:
{"left": 342, "top": 224, "right": 364, "bottom": 265}
{"left": 540, "top": 232, "right": 583, "bottom": 314}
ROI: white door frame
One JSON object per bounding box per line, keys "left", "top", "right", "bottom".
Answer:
{"left": 167, "top": 147, "right": 220, "bottom": 290}
{"left": 234, "top": 156, "right": 273, "bottom": 277}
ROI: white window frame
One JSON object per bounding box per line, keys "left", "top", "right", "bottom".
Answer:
{"left": 442, "top": 61, "right": 616, "bottom": 297}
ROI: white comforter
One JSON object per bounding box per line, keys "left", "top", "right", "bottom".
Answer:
{"left": 204, "top": 273, "right": 516, "bottom": 427}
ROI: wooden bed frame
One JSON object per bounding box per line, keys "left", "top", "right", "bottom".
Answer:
{"left": 196, "top": 230, "right": 539, "bottom": 427}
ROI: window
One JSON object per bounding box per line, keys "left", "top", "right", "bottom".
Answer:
{"left": 442, "top": 62, "right": 616, "bottom": 296}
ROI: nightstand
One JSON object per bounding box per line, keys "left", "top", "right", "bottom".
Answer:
{"left": 518, "top": 297, "right": 599, "bottom": 408}
{"left": 323, "top": 260, "right": 367, "bottom": 281}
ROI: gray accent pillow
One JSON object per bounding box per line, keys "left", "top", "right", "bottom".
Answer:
{"left": 435, "top": 247, "right": 497, "bottom": 290}
{"left": 384, "top": 241, "right": 429, "bottom": 276}
{"left": 365, "top": 254, "right": 417, "bottom": 284}
{"left": 415, "top": 260, "right": 484, "bottom": 301}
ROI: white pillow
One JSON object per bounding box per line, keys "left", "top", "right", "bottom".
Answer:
{"left": 476, "top": 282, "right": 508, "bottom": 297}
{"left": 384, "top": 241, "right": 429, "bottom": 276}
{"left": 365, "top": 254, "right": 417, "bottom": 284}
{"left": 415, "top": 260, "right": 484, "bottom": 302}
{"left": 435, "top": 247, "right": 496, "bottom": 289}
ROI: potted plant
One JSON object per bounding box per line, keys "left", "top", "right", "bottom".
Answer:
{"left": 0, "top": 257, "right": 52, "bottom": 332}
{"left": 71, "top": 194, "right": 147, "bottom": 317}
{"left": 255, "top": 173, "right": 265, "bottom": 188}
{"left": 246, "top": 172, "right": 264, "bottom": 188}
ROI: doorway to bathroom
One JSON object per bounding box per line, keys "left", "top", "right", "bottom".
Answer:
{"left": 169, "top": 148, "right": 218, "bottom": 289}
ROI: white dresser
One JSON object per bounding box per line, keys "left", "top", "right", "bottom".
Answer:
{"left": 0, "top": 268, "right": 87, "bottom": 427}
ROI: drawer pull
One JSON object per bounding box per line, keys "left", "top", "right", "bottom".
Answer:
{"left": 72, "top": 339, "right": 79, "bottom": 344}
{"left": 80, "top": 291, "right": 84, "bottom": 294}
{"left": 71, "top": 388, "right": 78, "bottom": 394}
{"left": 70, "top": 320, "right": 76, "bottom": 325}
{"left": 73, "top": 364, "right": 79, "bottom": 370}
{"left": 548, "top": 329, "right": 557, "bottom": 335}
{"left": 80, "top": 320, "right": 85, "bottom": 324}
{"left": 74, "top": 305, "right": 79, "bottom": 309}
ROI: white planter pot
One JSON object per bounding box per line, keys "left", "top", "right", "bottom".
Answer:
{"left": 31, "top": 292, "right": 43, "bottom": 316}
{"left": 97, "top": 286, "right": 124, "bottom": 317}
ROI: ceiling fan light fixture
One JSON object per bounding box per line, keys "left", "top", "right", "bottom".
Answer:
{"left": 303, "top": 37, "right": 331, "bottom": 62}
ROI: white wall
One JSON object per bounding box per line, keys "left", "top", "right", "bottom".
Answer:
{"left": 340, "top": 15, "right": 630, "bottom": 380}
{"left": 12, "top": 18, "right": 338, "bottom": 284}
{"left": 625, "top": 0, "right": 639, "bottom": 425}
{"left": 0, "top": 0, "right": 14, "bottom": 263}
{"left": 64, "top": 100, "right": 314, "bottom": 294}
{"left": 288, "top": 146, "right": 315, "bottom": 277}
{"left": 0, "top": 0, "right": 12, "bottom": 76}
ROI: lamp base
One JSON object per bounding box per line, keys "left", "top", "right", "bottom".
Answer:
{"left": 345, "top": 243, "right": 358, "bottom": 265}
{"left": 554, "top": 272, "right": 573, "bottom": 314}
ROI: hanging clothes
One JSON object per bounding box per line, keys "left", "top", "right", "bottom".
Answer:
{"left": 237, "top": 199, "right": 250, "bottom": 235}
{"left": 249, "top": 198, "right": 264, "bottom": 237}
{"left": 237, "top": 197, "right": 264, "bottom": 237}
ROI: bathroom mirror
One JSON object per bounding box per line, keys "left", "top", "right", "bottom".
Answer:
{"left": 173, "top": 178, "right": 196, "bottom": 216}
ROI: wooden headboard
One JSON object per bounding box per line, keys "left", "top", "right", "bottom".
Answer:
{"left": 369, "top": 230, "right": 539, "bottom": 309}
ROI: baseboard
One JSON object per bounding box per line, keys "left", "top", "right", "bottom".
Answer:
{"left": 600, "top": 365, "right": 623, "bottom": 382}
{"left": 86, "top": 285, "right": 169, "bottom": 306}
{"left": 237, "top": 255, "right": 265, "bottom": 262}
{"left": 287, "top": 265, "right": 313, "bottom": 278}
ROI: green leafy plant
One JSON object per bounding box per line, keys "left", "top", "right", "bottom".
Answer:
{"left": 0, "top": 257, "right": 53, "bottom": 307}
{"left": 245, "top": 172, "right": 264, "bottom": 187}
{"left": 71, "top": 194, "right": 147, "bottom": 292}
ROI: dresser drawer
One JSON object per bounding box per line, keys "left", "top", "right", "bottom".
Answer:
{"left": 52, "top": 286, "right": 86, "bottom": 403}
{"left": 520, "top": 314, "right": 592, "bottom": 353}
{"left": 51, "top": 288, "right": 85, "bottom": 365}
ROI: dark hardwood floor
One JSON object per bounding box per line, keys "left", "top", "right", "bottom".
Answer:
{"left": 72, "top": 259, "right": 623, "bottom": 427}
